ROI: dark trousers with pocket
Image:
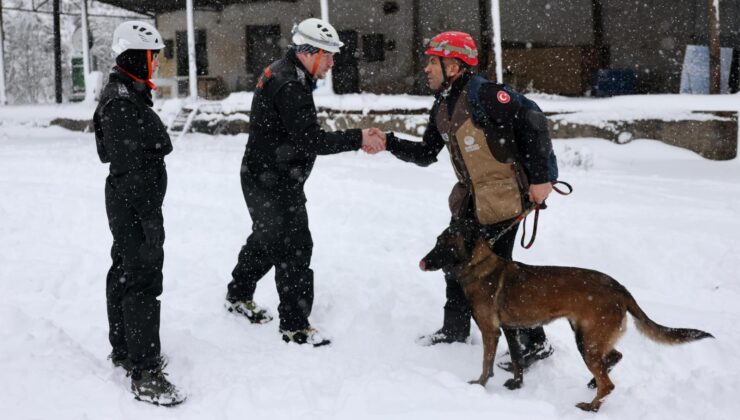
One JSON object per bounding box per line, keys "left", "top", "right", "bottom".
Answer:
{"left": 227, "top": 174, "right": 314, "bottom": 332}
{"left": 105, "top": 179, "right": 164, "bottom": 373}
{"left": 443, "top": 205, "right": 547, "bottom": 354}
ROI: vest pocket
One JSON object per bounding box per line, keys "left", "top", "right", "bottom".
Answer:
{"left": 473, "top": 178, "right": 523, "bottom": 224}
{"left": 448, "top": 182, "right": 471, "bottom": 218}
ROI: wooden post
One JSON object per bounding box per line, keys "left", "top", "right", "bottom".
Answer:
{"left": 708, "top": 0, "right": 721, "bottom": 94}
{"left": 319, "top": 0, "right": 333, "bottom": 93}
{"left": 478, "top": 0, "right": 491, "bottom": 76}
{"left": 411, "top": 0, "right": 422, "bottom": 93}
{"left": 186, "top": 0, "right": 198, "bottom": 101}
{"left": 54, "top": 0, "right": 62, "bottom": 103}
{"left": 592, "top": 0, "right": 608, "bottom": 68}
{"left": 490, "top": 0, "right": 503, "bottom": 83}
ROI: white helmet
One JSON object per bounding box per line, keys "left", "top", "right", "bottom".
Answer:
{"left": 111, "top": 21, "right": 164, "bottom": 56}
{"left": 291, "top": 18, "right": 344, "bottom": 53}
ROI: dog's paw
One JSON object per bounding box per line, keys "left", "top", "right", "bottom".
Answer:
{"left": 576, "top": 402, "right": 600, "bottom": 412}
{"left": 586, "top": 378, "right": 597, "bottom": 389}
{"left": 503, "top": 378, "right": 522, "bottom": 390}
{"left": 467, "top": 379, "right": 487, "bottom": 387}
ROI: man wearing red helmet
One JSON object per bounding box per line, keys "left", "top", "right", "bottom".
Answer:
{"left": 383, "top": 31, "right": 558, "bottom": 372}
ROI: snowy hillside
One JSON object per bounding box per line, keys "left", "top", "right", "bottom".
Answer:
{"left": 1, "top": 123, "right": 739, "bottom": 419}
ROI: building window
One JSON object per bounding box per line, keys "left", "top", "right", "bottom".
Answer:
{"left": 383, "top": 1, "right": 400, "bottom": 14}
{"left": 176, "top": 30, "right": 208, "bottom": 76}
{"left": 363, "top": 33, "right": 385, "bottom": 62}
{"left": 246, "top": 25, "right": 282, "bottom": 75}
{"left": 163, "top": 39, "right": 174, "bottom": 60}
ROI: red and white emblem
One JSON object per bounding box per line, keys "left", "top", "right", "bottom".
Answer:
{"left": 497, "top": 90, "right": 510, "bottom": 104}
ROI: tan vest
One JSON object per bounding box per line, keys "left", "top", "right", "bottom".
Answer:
{"left": 436, "top": 85, "right": 528, "bottom": 225}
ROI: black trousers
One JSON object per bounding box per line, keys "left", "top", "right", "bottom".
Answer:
{"left": 443, "top": 208, "right": 547, "bottom": 353}
{"left": 104, "top": 179, "right": 164, "bottom": 373}
{"left": 228, "top": 174, "right": 314, "bottom": 332}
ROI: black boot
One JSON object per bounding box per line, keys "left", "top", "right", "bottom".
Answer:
{"left": 496, "top": 326, "right": 553, "bottom": 372}
{"left": 109, "top": 352, "right": 169, "bottom": 375}
{"left": 417, "top": 309, "right": 470, "bottom": 346}
{"left": 131, "top": 367, "right": 186, "bottom": 406}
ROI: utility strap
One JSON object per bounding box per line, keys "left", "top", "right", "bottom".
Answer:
{"left": 311, "top": 49, "right": 323, "bottom": 77}
{"left": 115, "top": 65, "right": 157, "bottom": 91}
{"left": 519, "top": 205, "right": 540, "bottom": 249}
{"left": 488, "top": 179, "right": 574, "bottom": 250}
{"left": 487, "top": 206, "right": 534, "bottom": 249}
{"left": 552, "top": 180, "right": 573, "bottom": 196}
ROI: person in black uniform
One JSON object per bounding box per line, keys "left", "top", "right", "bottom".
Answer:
{"left": 380, "top": 32, "right": 558, "bottom": 371}
{"left": 225, "top": 18, "right": 385, "bottom": 347}
{"left": 94, "top": 21, "right": 185, "bottom": 406}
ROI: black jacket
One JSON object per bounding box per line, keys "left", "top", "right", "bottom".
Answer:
{"left": 386, "top": 72, "right": 556, "bottom": 185}
{"left": 94, "top": 68, "right": 172, "bottom": 221}
{"left": 244, "top": 49, "right": 362, "bottom": 198}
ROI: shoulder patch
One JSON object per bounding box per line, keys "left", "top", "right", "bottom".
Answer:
{"left": 116, "top": 83, "right": 130, "bottom": 97}
{"left": 295, "top": 67, "right": 306, "bottom": 86}
{"left": 256, "top": 66, "right": 274, "bottom": 90}
{"left": 496, "top": 90, "right": 510, "bottom": 104}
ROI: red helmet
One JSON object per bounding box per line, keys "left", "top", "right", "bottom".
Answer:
{"left": 424, "top": 31, "right": 479, "bottom": 66}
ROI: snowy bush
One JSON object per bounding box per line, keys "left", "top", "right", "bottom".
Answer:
{"left": 557, "top": 144, "right": 594, "bottom": 170}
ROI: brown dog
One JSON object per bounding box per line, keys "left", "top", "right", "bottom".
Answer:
{"left": 419, "top": 227, "right": 713, "bottom": 412}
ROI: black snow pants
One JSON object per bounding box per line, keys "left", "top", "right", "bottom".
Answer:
{"left": 443, "top": 204, "right": 547, "bottom": 354}
{"left": 104, "top": 175, "right": 165, "bottom": 374}
{"left": 227, "top": 173, "right": 314, "bottom": 332}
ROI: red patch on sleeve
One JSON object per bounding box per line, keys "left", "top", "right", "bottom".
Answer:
{"left": 497, "top": 90, "right": 511, "bottom": 104}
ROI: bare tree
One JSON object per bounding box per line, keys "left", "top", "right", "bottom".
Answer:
{"left": 0, "top": 0, "right": 7, "bottom": 105}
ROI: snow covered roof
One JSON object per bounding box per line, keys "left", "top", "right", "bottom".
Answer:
{"left": 96, "top": 0, "right": 277, "bottom": 15}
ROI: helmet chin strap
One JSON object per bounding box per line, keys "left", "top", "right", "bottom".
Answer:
{"left": 439, "top": 59, "right": 452, "bottom": 92}
{"left": 310, "top": 49, "right": 324, "bottom": 78}
{"left": 115, "top": 49, "right": 158, "bottom": 90}
{"left": 147, "top": 49, "right": 153, "bottom": 80}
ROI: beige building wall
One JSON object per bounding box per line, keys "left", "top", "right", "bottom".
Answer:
{"left": 150, "top": 0, "right": 740, "bottom": 95}
{"left": 500, "top": 0, "right": 593, "bottom": 46}
{"left": 156, "top": 0, "right": 320, "bottom": 92}
{"left": 330, "top": 0, "right": 415, "bottom": 93}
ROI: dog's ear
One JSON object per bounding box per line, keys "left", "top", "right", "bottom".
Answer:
{"left": 449, "top": 222, "right": 477, "bottom": 260}
{"left": 463, "top": 231, "right": 477, "bottom": 258}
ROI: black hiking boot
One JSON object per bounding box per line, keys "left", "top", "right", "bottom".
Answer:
{"left": 108, "top": 352, "right": 132, "bottom": 372}
{"left": 416, "top": 328, "right": 470, "bottom": 346}
{"left": 497, "top": 342, "right": 554, "bottom": 372}
{"left": 225, "top": 298, "right": 273, "bottom": 324}
{"left": 280, "top": 326, "right": 331, "bottom": 347}
{"left": 416, "top": 309, "right": 470, "bottom": 346}
{"left": 131, "top": 368, "right": 186, "bottom": 406}
{"left": 109, "top": 352, "right": 168, "bottom": 375}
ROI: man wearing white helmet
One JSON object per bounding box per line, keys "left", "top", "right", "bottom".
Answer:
{"left": 225, "top": 18, "right": 385, "bottom": 347}
{"left": 93, "top": 20, "right": 185, "bottom": 406}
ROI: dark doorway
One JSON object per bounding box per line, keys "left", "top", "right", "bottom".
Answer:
{"left": 246, "top": 25, "right": 282, "bottom": 77}
{"left": 333, "top": 30, "right": 359, "bottom": 93}
{"left": 176, "top": 30, "right": 209, "bottom": 76}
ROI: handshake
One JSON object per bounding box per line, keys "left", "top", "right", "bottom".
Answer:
{"left": 360, "top": 128, "right": 387, "bottom": 155}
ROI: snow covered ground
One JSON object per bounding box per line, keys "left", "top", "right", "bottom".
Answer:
{"left": 1, "top": 121, "right": 739, "bottom": 419}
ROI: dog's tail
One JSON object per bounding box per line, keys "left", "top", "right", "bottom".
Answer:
{"left": 623, "top": 288, "right": 714, "bottom": 344}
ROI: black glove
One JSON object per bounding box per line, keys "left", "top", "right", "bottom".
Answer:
{"left": 141, "top": 219, "right": 165, "bottom": 247}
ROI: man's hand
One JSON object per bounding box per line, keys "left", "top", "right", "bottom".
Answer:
{"left": 142, "top": 219, "right": 165, "bottom": 247}
{"left": 361, "top": 128, "right": 386, "bottom": 154}
{"left": 528, "top": 182, "right": 553, "bottom": 205}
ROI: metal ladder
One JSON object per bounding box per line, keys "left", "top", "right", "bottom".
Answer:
{"left": 167, "top": 105, "right": 199, "bottom": 139}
